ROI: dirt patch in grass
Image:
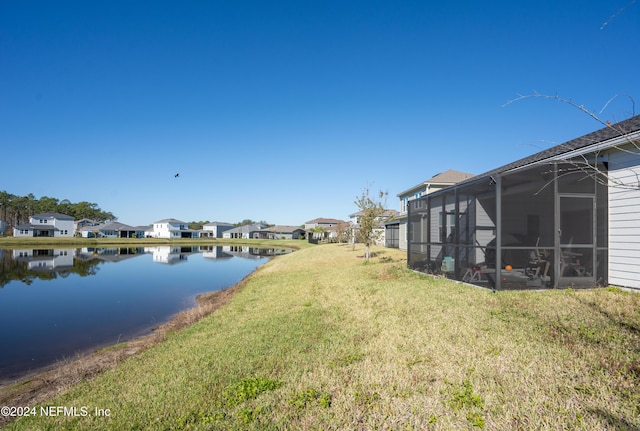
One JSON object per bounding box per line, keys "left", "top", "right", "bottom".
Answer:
{"left": 0, "top": 277, "right": 248, "bottom": 427}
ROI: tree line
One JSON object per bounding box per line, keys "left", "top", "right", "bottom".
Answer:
{"left": 0, "top": 191, "right": 116, "bottom": 230}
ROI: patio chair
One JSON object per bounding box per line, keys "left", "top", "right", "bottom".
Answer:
{"left": 526, "top": 238, "right": 550, "bottom": 281}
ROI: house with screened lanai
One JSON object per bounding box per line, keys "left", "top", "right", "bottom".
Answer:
{"left": 407, "top": 115, "right": 640, "bottom": 291}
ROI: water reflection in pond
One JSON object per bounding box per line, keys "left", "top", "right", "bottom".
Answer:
{"left": 0, "top": 245, "right": 287, "bottom": 383}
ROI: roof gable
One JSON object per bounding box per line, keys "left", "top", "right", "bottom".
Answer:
{"left": 398, "top": 170, "right": 475, "bottom": 197}
{"left": 428, "top": 169, "right": 475, "bottom": 184}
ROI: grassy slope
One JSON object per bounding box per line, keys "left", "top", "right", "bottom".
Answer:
{"left": 5, "top": 243, "right": 639, "bottom": 430}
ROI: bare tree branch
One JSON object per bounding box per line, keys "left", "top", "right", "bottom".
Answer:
{"left": 504, "top": 92, "right": 640, "bottom": 191}
{"left": 600, "top": 0, "right": 638, "bottom": 30}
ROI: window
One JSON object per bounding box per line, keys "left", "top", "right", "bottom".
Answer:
{"left": 438, "top": 211, "right": 456, "bottom": 242}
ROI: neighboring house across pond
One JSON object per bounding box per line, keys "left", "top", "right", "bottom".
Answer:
{"left": 0, "top": 220, "right": 5, "bottom": 235}
{"left": 201, "top": 222, "right": 234, "bottom": 238}
{"left": 222, "top": 224, "right": 266, "bottom": 239}
{"left": 305, "top": 218, "right": 347, "bottom": 240}
{"left": 259, "top": 225, "right": 305, "bottom": 240}
{"left": 349, "top": 209, "right": 398, "bottom": 246}
{"left": 74, "top": 218, "right": 100, "bottom": 232}
{"left": 13, "top": 212, "right": 75, "bottom": 238}
{"left": 390, "top": 170, "right": 475, "bottom": 250}
{"left": 148, "top": 218, "right": 200, "bottom": 239}
{"left": 79, "top": 222, "right": 147, "bottom": 238}
{"left": 326, "top": 221, "right": 351, "bottom": 242}
{"left": 407, "top": 115, "right": 640, "bottom": 291}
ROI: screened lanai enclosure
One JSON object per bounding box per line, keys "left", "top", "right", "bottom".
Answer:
{"left": 407, "top": 114, "right": 640, "bottom": 291}
{"left": 408, "top": 161, "right": 608, "bottom": 290}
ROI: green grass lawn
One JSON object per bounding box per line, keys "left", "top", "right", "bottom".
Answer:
{"left": 3, "top": 243, "right": 639, "bottom": 430}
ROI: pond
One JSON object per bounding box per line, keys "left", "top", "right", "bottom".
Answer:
{"left": 0, "top": 245, "right": 285, "bottom": 384}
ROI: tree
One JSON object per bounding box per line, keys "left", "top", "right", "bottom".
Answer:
{"left": 353, "top": 187, "right": 389, "bottom": 261}
{"left": 335, "top": 222, "right": 351, "bottom": 244}
{"left": 311, "top": 226, "right": 327, "bottom": 241}
{"left": 36, "top": 196, "right": 60, "bottom": 213}
{"left": 234, "top": 219, "right": 273, "bottom": 227}
{"left": 0, "top": 191, "right": 13, "bottom": 221}
{"left": 0, "top": 191, "right": 116, "bottom": 232}
{"left": 189, "top": 220, "right": 210, "bottom": 230}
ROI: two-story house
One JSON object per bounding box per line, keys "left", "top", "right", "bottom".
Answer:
{"left": 390, "top": 170, "right": 475, "bottom": 250}
{"left": 202, "top": 222, "right": 234, "bottom": 238}
{"left": 149, "top": 218, "right": 200, "bottom": 239}
{"left": 13, "top": 212, "right": 75, "bottom": 238}
{"left": 349, "top": 209, "right": 398, "bottom": 246}
{"left": 222, "top": 224, "right": 265, "bottom": 239}
{"left": 304, "top": 218, "right": 347, "bottom": 240}
{"left": 259, "top": 225, "right": 305, "bottom": 240}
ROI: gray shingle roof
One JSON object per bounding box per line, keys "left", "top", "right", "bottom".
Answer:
{"left": 154, "top": 218, "right": 188, "bottom": 224}
{"left": 226, "top": 224, "right": 265, "bottom": 234}
{"left": 32, "top": 211, "right": 74, "bottom": 220}
{"left": 80, "top": 222, "right": 139, "bottom": 231}
{"left": 427, "top": 169, "right": 476, "bottom": 184}
{"left": 204, "top": 222, "right": 233, "bottom": 227}
{"left": 397, "top": 170, "right": 475, "bottom": 197}
{"left": 457, "top": 115, "right": 640, "bottom": 187}
{"left": 264, "top": 225, "right": 304, "bottom": 233}
{"left": 305, "top": 218, "right": 346, "bottom": 224}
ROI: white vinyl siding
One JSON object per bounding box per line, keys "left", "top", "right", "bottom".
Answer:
{"left": 608, "top": 149, "right": 640, "bottom": 289}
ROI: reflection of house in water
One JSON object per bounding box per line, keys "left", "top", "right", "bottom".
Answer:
{"left": 223, "top": 246, "right": 262, "bottom": 259}
{"left": 199, "top": 246, "right": 233, "bottom": 260}
{"left": 222, "top": 246, "right": 291, "bottom": 258}
{"left": 12, "top": 249, "right": 74, "bottom": 271}
{"left": 76, "top": 247, "right": 146, "bottom": 263}
{"left": 79, "top": 222, "right": 148, "bottom": 238}
{"left": 145, "top": 246, "right": 198, "bottom": 264}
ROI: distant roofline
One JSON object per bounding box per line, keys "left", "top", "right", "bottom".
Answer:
{"left": 397, "top": 170, "right": 475, "bottom": 197}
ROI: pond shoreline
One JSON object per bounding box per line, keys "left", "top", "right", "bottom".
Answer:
{"left": 0, "top": 262, "right": 256, "bottom": 426}
{"left": 0, "top": 243, "right": 290, "bottom": 386}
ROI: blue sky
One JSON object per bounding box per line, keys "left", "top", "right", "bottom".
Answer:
{"left": 1, "top": 1, "right": 639, "bottom": 226}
